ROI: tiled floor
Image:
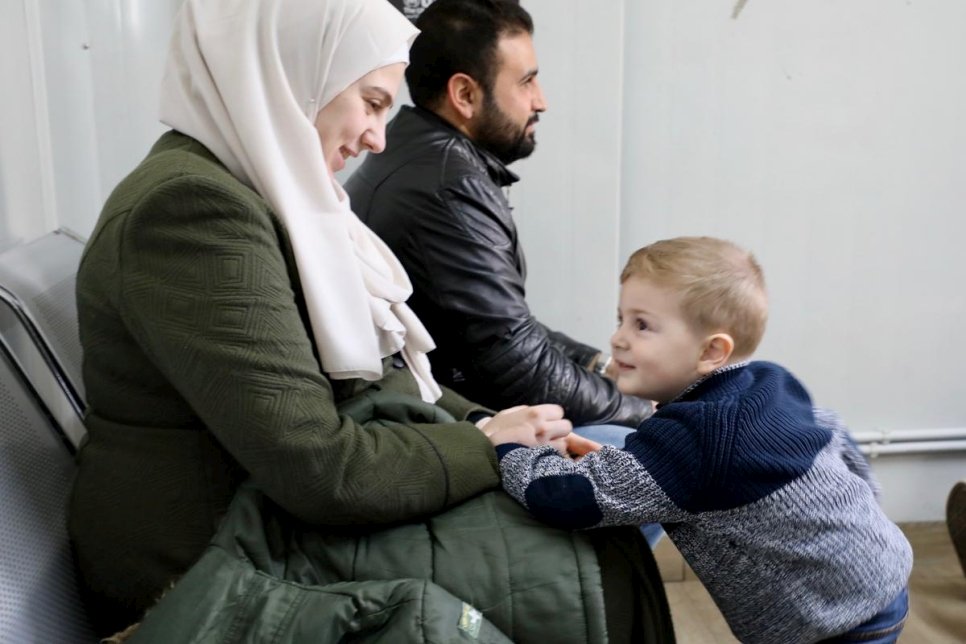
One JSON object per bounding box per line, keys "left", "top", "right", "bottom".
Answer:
{"left": 655, "top": 522, "right": 966, "bottom": 643}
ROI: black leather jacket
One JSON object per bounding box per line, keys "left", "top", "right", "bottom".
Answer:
{"left": 346, "top": 106, "right": 651, "bottom": 427}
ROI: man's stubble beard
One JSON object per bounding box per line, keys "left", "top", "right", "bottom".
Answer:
{"left": 473, "top": 93, "right": 538, "bottom": 165}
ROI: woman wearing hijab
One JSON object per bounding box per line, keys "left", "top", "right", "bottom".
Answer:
{"left": 68, "top": 0, "right": 672, "bottom": 641}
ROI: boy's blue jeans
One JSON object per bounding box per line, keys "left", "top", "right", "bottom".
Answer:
{"left": 819, "top": 587, "right": 909, "bottom": 643}
{"left": 572, "top": 424, "right": 664, "bottom": 548}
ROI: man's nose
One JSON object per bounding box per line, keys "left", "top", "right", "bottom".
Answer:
{"left": 532, "top": 78, "right": 547, "bottom": 112}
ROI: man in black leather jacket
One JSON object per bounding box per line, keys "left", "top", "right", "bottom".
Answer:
{"left": 346, "top": 0, "right": 652, "bottom": 427}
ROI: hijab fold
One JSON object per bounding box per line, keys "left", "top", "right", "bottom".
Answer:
{"left": 159, "top": 0, "right": 441, "bottom": 402}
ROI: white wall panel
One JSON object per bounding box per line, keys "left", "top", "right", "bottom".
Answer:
{"left": 511, "top": 0, "right": 626, "bottom": 350}
{"left": 0, "top": 0, "right": 178, "bottom": 241}
{"left": 81, "top": 0, "right": 176, "bottom": 211}
{"left": 0, "top": 0, "right": 56, "bottom": 247}
{"left": 621, "top": 1, "right": 966, "bottom": 436}
{"left": 872, "top": 455, "right": 965, "bottom": 523}
{"left": 35, "top": 0, "right": 101, "bottom": 238}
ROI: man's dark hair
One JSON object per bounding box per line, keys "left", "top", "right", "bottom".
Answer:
{"left": 406, "top": 0, "right": 534, "bottom": 110}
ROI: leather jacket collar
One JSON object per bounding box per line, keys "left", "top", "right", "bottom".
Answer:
{"left": 407, "top": 105, "right": 520, "bottom": 188}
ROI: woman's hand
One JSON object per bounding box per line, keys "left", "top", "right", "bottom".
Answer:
{"left": 480, "top": 404, "right": 573, "bottom": 454}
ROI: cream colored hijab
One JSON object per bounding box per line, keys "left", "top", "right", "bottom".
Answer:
{"left": 159, "top": 0, "right": 442, "bottom": 402}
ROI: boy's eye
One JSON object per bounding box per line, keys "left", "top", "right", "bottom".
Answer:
{"left": 636, "top": 318, "right": 648, "bottom": 331}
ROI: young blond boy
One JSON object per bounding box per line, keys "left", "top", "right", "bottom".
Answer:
{"left": 496, "top": 237, "right": 912, "bottom": 644}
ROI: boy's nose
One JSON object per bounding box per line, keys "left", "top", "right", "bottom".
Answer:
{"left": 610, "top": 328, "right": 625, "bottom": 351}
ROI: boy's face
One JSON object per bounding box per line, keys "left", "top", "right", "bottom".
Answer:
{"left": 610, "top": 276, "right": 708, "bottom": 404}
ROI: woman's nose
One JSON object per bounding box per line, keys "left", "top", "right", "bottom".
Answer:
{"left": 361, "top": 127, "right": 386, "bottom": 154}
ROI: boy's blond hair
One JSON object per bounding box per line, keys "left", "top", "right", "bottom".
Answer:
{"left": 620, "top": 236, "right": 768, "bottom": 359}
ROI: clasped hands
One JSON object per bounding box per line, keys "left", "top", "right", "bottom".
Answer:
{"left": 476, "top": 404, "right": 602, "bottom": 458}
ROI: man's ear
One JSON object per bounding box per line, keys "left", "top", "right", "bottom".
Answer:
{"left": 697, "top": 333, "right": 735, "bottom": 375}
{"left": 445, "top": 73, "right": 481, "bottom": 121}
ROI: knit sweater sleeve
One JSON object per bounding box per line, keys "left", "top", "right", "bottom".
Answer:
{"left": 115, "top": 174, "right": 499, "bottom": 525}
{"left": 813, "top": 407, "right": 881, "bottom": 500}
{"left": 497, "top": 413, "right": 701, "bottom": 530}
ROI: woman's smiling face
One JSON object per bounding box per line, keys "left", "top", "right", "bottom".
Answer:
{"left": 314, "top": 62, "right": 406, "bottom": 177}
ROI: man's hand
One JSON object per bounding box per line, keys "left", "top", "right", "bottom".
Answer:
{"left": 482, "top": 404, "right": 573, "bottom": 455}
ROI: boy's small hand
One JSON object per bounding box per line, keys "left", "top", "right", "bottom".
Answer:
{"left": 565, "top": 434, "right": 603, "bottom": 457}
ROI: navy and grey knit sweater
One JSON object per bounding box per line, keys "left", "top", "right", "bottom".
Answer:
{"left": 498, "top": 361, "right": 912, "bottom": 644}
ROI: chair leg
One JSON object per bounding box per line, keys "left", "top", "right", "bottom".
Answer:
{"left": 947, "top": 479, "right": 966, "bottom": 578}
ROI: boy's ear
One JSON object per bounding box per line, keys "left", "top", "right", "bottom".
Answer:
{"left": 445, "top": 73, "right": 481, "bottom": 121}
{"left": 697, "top": 333, "right": 735, "bottom": 375}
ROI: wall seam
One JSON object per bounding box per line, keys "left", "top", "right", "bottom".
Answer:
{"left": 23, "top": 0, "right": 58, "bottom": 234}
